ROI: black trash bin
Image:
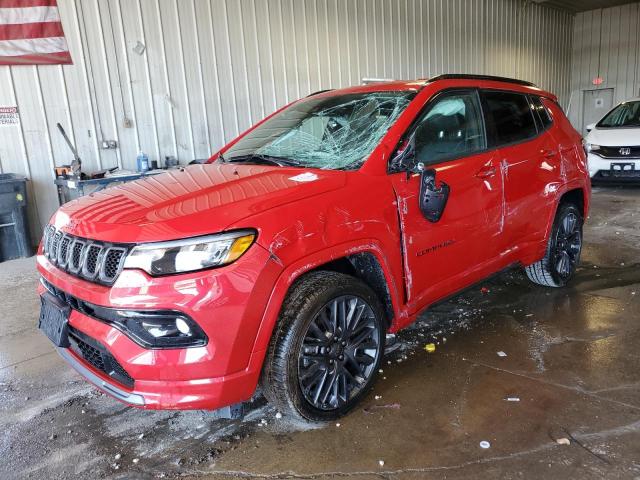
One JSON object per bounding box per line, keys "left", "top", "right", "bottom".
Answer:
{"left": 0, "top": 173, "right": 33, "bottom": 262}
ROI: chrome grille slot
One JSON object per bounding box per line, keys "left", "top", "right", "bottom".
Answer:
{"left": 41, "top": 226, "right": 130, "bottom": 286}
{"left": 68, "top": 239, "right": 86, "bottom": 273}
{"left": 51, "top": 231, "right": 63, "bottom": 261}
{"left": 57, "top": 235, "right": 72, "bottom": 267}
{"left": 82, "top": 244, "right": 103, "bottom": 278}
{"left": 100, "top": 247, "right": 127, "bottom": 283}
{"left": 43, "top": 225, "right": 55, "bottom": 258}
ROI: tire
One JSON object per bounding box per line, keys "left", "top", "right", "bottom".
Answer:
{"left": 525, "top": 203, "right": 583, "bottom": 287}
{"left": 261, "top": 271, "right": 385, "bottom": 422}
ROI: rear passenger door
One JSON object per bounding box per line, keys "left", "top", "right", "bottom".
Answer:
{"left": 481, "top": 90, "right": 560, "bottom": 248}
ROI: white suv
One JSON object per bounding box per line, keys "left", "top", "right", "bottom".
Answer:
{"left": 584, "top": 98, "right": 640, "bottom": 183}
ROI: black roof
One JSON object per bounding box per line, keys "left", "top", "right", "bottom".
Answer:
{"left": 428, "top": 74, "right": 537, "bottom": 87}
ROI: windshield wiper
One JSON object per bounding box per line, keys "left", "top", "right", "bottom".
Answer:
{"left": 225, "top": 154, "right": 302, "bottom": 167}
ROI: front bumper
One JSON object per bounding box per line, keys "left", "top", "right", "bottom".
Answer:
{"left": 588, "top": 153, "right": 640, "bottom": 182}
{"left": 53, "top": 325, "right": 270, "bottom": 410}
{"left": 58, "top": 346, "right": 145, "bottom": 406}
{"left": 37, "top": 242, "right": 281, "bottom": 410}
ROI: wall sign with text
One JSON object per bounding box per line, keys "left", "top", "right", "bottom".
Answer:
{"left": 0, "top": 107, "right": 20, "bottom": 126}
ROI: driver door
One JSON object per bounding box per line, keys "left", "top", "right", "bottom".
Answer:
{"left": 389, "top": 89, "right": 505, "bottom": 312}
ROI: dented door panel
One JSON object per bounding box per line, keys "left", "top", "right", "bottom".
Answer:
{"left": 390, "top": 150, "right": 504, "bottom": 312}
{"left": 498, "top": 133, "right": 562, "bottom": 249}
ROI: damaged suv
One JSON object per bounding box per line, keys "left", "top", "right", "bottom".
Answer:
{"left": 38, "top": 75, "right": 590, "bottom": 421}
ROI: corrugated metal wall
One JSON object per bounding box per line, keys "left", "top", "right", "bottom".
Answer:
{"left": 0, "top": 0, "right": 574, "bottom": 240}
{"left": 569, "top": 2, "right": 640, "bottom": 130}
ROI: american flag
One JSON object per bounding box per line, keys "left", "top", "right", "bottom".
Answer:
{"left": 0, "top": 0, "right": 71, "bottom": 65}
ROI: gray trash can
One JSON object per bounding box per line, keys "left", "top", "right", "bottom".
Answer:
{"left": 0, "top": 173, "right": 33, "bottom": 261}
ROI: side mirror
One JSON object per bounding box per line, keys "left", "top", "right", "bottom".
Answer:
{"left": 585, "top": 123, "right": 595, "bottom": 133}
{"left": 419, "top": 169, "right": 450, "bottom": 222}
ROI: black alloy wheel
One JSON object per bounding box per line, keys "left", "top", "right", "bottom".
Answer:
{"left": 261, "top": 271, "right": 385, "bottom": 422}
{"left": 297, "top": 295, "right": 380, "bottom": 411}
{"left": 552, "top": 209, "right": 582, "bottom": 281}
{"left": 524, "top": 202, "right": 584, "bottom": 288}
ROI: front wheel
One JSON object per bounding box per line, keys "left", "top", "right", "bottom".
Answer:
{"left": 261, "top": 271, "right": 385, "bottom": 422}
{"left": 525, "top": 203, "right": 583, "bottom": 287}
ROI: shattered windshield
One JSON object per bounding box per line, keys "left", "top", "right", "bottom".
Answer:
{"left": 223, "top": 91, "right": 416, "bottom": 170}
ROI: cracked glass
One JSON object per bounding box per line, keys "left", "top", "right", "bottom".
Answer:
{"left": 223, "top": 91, "right": 416, "bottom": 170}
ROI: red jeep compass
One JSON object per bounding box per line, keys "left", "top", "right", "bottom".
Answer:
{"left": 37, "top": 75, "right": 590, "bottom": 421}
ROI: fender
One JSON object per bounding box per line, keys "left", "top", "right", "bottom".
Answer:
{"left": 250, "top": 239, "right": 407, "bottom": 358}
{"left": 522, "top": 179, "right": 589, "bottom": 267}
{"left": 543, "top": 180, "right": 590, "bottom": 238}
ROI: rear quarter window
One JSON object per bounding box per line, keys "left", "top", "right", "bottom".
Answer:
{"left": 530, "top": 96, "right": 553, "bottom": 130}
{"left": 482, "top": 91, "right": 538, "bottom": 147}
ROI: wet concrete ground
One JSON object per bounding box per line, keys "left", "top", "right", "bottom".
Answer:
{"left": 1, "top": 187, "right": 639, "bottom": 479}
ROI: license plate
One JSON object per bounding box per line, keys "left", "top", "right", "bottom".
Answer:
{"left": 39, "top": 292, "right": 70, "bottom": 348}
{"left": 611, "top": 163, "right": 635, "bottom": 171}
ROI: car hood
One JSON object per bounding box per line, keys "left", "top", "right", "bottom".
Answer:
{"left": 586, "top": 127, "right": 640, "bottom": 146}
{"left": 50, "top": 164, "right": 346, "bottom": 243}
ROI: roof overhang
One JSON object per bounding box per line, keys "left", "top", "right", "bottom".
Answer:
{"left": 531, "top": 0, "right": 637, "bottom": 13}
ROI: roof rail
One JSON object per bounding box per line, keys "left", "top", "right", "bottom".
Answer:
{"left": 428, "top": 74, "right": 537, "bottom": 87}
{"left": 361, "top": 78, "right": 396, "bottom": 85}
{"left": 307, "top": 89, "right": 333, "bottom": 97}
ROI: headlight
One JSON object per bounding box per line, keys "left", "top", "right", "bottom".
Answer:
{"left": 123, "top": 230, "right": 256, "bottom": 275}
{"left": 586, "top": 143, "right": 600, "bottom": 154}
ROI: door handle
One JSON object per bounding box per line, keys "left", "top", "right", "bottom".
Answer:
{"left": 542, "top": 149, "right": 558, "bottom": 158}
{"left": 476, "top": 165, "right": 497, "bottom": 179}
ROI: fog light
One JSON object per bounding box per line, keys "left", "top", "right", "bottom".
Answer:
{"left": 81, "top": 303, "right": 207, "bottom": 349}
{"left": 121, "top": 313, "right": 205, "bottom": 348}
{"left": 142, "top": 320, "right": 180, "bottom": 338}
{"left": 176, "top": 317, "right": 191, "bottom": 335}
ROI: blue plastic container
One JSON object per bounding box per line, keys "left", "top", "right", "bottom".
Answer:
{"left": 136, "top": 151, "right": 150, "bottom": 172}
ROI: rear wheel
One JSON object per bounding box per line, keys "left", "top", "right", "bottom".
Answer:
{"left": 261, "top": 271, "right": 385, "bottom": 422}
{"left": 525, "top": 203, "right": 583, "bottom": 287}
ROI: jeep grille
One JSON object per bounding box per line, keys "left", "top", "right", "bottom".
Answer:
{"left": 42, "top": 225, "right": 129, "bottom": 285}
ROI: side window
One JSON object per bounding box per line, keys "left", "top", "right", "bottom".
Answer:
{"left": 530, "top": 95, "right": 553, "bottom": 130}
{"left": 482, "top": 91, "right": 538, "bottom": 147}
{"left": 410, "top": 91, "right": 486, "bottom": 165}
